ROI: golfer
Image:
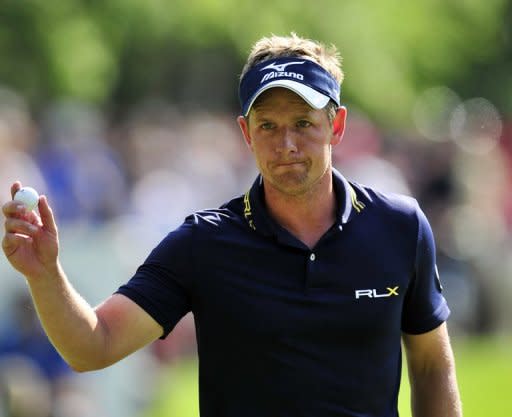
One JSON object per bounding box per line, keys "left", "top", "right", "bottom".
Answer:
{"left": 2, "top": 33, "right": 462, "bottom": 417}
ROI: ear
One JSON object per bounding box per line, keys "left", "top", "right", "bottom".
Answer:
{"left": 330, "top": 106, "right": 347, "bottom": 146}
{"left": 237, "top": 115, "right": 253, "bottom": 149}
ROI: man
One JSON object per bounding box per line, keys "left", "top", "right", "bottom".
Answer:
{"left": 2, "top": 34, "right": 462, "bottom": 416}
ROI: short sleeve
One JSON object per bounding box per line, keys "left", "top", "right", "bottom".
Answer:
{"left": 401, "top": 205, "right": 450, "bottom": 334}
{"left": 116, "top": 222, "right": 195, "bottom": 339}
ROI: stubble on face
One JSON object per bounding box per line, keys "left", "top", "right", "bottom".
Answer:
{"left": 246, "top": 88, "right": 334, "bottom": 198}
{"left": 264, "top": 157, "right": 330, "bottom": 198}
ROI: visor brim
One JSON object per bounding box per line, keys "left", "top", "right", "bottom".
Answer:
{"left": 242, "top": 80, "right": 331, "bottom": 116}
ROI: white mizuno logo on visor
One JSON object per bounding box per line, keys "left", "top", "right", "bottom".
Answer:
{"left": 260, "top": 61, "right": 306, "bottom": 72}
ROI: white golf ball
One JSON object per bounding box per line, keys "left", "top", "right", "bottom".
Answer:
{"left": 14, "top": 187, "right": 40, "bottom": 211}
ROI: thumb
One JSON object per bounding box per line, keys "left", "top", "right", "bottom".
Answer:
{"left": 38, "top": 195, "right": 58, "bottom": 235}
{"left": 10, "top": 181, "right": 22, "bottom": 199}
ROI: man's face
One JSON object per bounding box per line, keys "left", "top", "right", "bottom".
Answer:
{"left": 238, "top": 88, "right": 346, "bottom": 197}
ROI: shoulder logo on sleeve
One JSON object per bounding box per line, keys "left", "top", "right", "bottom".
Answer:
{"left": 355, "top": 286, "right": 399, "bottom": 299}
{"left": 435, "top": 264, "right": 443, "bottom": 292}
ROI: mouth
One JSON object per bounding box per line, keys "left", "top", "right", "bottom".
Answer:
{"left": 271, "top": 161, "right": 308, "bottom": 176}
{"left": 274, "top": 160, "right": 305, "bottom": 167}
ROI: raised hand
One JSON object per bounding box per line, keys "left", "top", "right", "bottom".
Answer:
{"left": 2, "top": 182, "right": 60, "bottom": 280}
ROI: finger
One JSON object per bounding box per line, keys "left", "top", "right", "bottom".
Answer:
{"left": 19, "top": 200, "right": 43, "bottom": 226}
{"left": 29, "top": 208, "right": 43, "bottom": 227}
{"left": 38, "top": 195, "right": 57, "bottom": 234}
{"left": 2, "top": 200, "right": 27, "bottom": 218}
{"left": 2, "top": 201, "right": 39, "bottom": 225}
{"left": 2, "top": 232, "right": 31, "bottom": 257}
{"left": 4, "top": 217, "right": 39, "bottom": 237}
{"left": 10, "top": 181, "right": 22, "bottom": 200}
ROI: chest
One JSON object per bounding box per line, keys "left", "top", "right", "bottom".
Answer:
{"left": 192, "top": 225, "right": 415, "bottom": 344}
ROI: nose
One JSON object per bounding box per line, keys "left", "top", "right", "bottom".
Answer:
{"left": 276, "top": 127, "right": 298, "bottom": 154}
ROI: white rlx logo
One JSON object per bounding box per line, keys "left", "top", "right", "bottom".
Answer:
{"left": 355, "top": 286, "right": 399, "bottom": 299}
{"left": 260, "top": 61, "right": 306, "bottom": 84}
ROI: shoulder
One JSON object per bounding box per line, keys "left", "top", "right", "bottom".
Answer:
{"left": 353, "top": 182, "right": 419, "bottom": 216}
{"left": 146, "top": 196, "right": 247, "bottom": 264}
{"left": 352, "top": 182, "right": 423, "bottom": 222}
{"left": 349, "top": 182, "right": 429, "bottom": 241}
{"left": 184, "top": 194, "right": 246, "bottom": 230}
{"left": 160, "top": 195, "right": 248, "bottom": 246}
{"left": 185, "top": 208, "right": 238, "bottom": 228}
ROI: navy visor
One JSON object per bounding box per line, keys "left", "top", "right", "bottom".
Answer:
{"left": 239, "top": 57, "right": 341, "bottom": 116}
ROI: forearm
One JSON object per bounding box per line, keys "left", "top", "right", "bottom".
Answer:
{"left": 26, "top": 262, "right": 108, "bottom": 372}
{"left": 3, "top": 189, "right": 142, "bottom": 371}
{"left": 409, "top": 363, "right": 462, "bottom": 417}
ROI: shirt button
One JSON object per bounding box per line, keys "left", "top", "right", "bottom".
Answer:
{"left": 310, "top": 253, "right": 316, "bottom": 261}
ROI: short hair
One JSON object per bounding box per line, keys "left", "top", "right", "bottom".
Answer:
{"left": 240, "top": 33, "right": 344, "bottom": 84}
{"left": 241, "top": 33, "right": 343, "bottom": 123}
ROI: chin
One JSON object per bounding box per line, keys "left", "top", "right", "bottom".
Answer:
{"left": 268, "top": 174, "right": 311, "bottom": 196}
{"left": 274, "top": 170, "right": 308, "bottom": 185}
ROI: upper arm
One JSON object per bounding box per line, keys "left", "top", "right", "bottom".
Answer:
{"left": 402, "top": 322, "right": 455, "bottom": 375}
{"left": 402, "top": 205, "right": 450, "bottom": 334}
{"left": 94, "top": 293, "right": 164, "bottom": 368}
{"left": 403, "top": 323, "right": 462, "bottom": 416}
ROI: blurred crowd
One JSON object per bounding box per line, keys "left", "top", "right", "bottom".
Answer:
{"left": 0, "top": 84, "right": 511, "bottom": 416}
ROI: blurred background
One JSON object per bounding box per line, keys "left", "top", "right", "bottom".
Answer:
{"left": 0, "top": 0, "right": 511, "bottom": 416}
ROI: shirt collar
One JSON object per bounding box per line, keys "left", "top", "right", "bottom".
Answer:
{"left": 243, "top": 168, "right": 365, "bottom": 236}
{"left": 332, "top": 167, "right": 366, "bottom": 224}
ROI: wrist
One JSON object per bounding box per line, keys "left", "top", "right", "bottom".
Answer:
{"left": 26, "top": 260, "right": 64, "bottom": 285}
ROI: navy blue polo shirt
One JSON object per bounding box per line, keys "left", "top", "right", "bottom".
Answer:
{"left": 116, "top": 168, "right": 450, "bottom": 417}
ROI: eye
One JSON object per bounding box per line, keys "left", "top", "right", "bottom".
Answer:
{"left": 296, "top": 120, "right": 312, "bottom": 128}
{"left": 260, "top": 122, "right": 275, "bottom": 130}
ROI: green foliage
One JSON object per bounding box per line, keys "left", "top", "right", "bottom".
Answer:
{"left": 0, "top": 0, "right": 116, "bottom": 104}
{"left": 143, "top": 337, "right": 512, "bottom": 417}
{"left": 0, "top": 0, "right": 510, "bottom": 125}
{"left": 453, "top": 337, "right": 512, "bottom": 416}
{"left": 145, "top": 360, "right": 199, "bottom": 417}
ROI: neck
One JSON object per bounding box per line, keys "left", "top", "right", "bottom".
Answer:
{"left": 263, "top": 170, "right": 337, "bottom": 249}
